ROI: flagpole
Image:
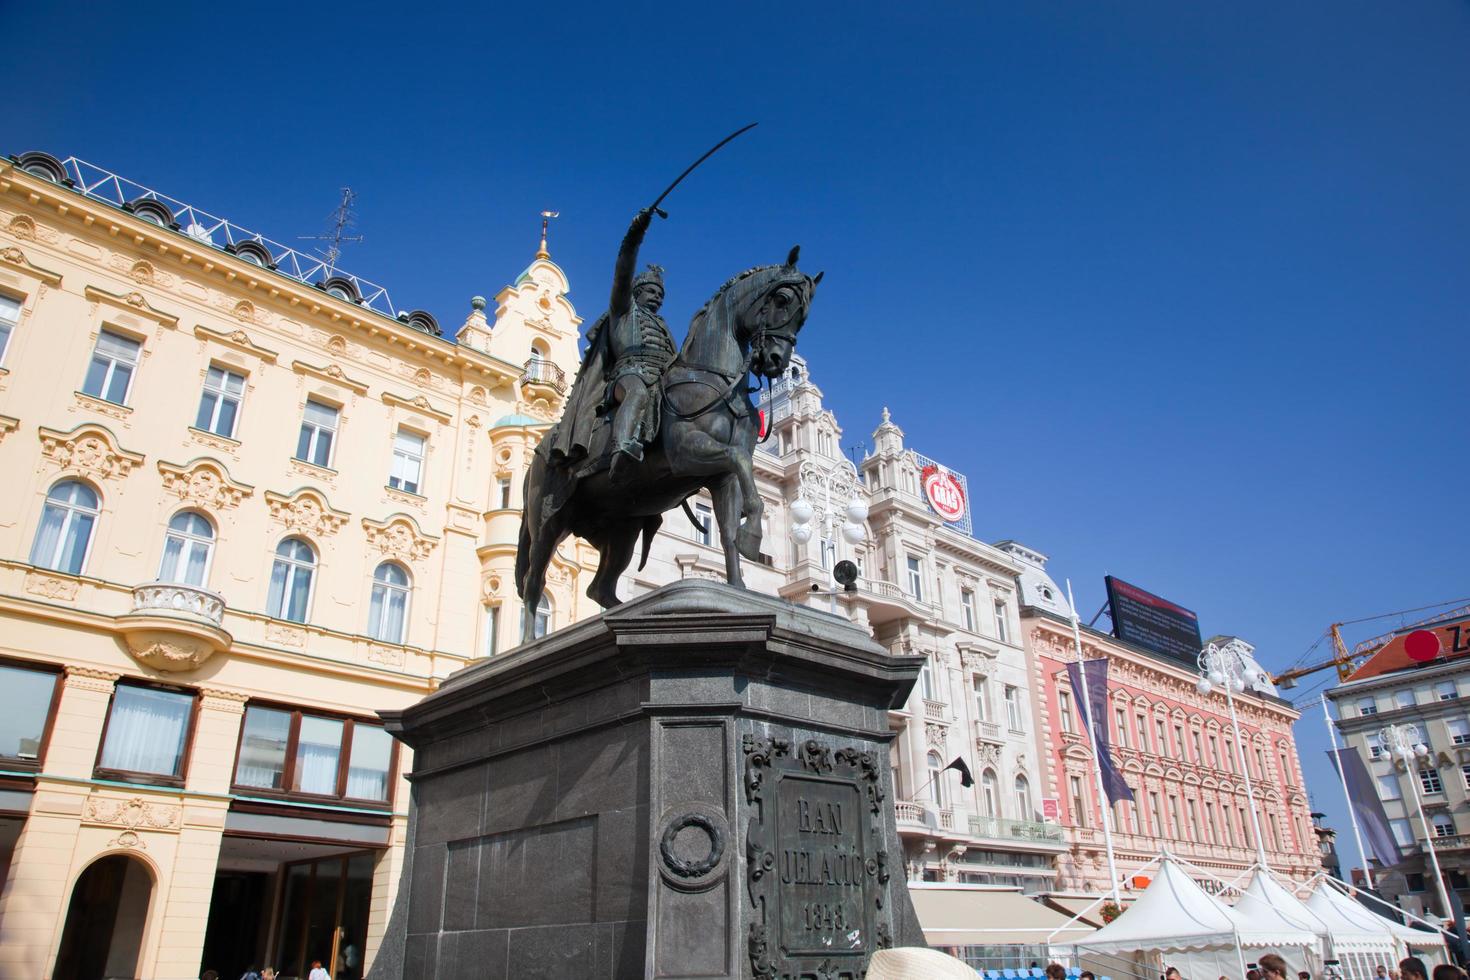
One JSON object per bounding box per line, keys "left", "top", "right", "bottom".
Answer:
{"left": 1321, "top": 697, "right": 1375, "bottom": 889}
{"left": 1067, "top": 579, "right": 1121, "bottom": 902}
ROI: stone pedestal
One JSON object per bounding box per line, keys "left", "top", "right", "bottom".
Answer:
{"left": 373, "top": 580, "right": 925, "bottom": 980}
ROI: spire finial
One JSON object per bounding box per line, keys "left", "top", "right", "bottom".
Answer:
{"left": 881, "top": 406, "right": 891, "bottom": 424}
{"left": 537, "top": 210, "right": 559, "bottom": 260}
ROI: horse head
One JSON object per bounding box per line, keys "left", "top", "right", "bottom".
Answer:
{"left": 688, "top": 246, "right": 822, "bottom": 379}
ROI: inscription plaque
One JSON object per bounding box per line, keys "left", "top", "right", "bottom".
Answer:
{"left": 744, "top": 734, "right": 893, "bottom": 980}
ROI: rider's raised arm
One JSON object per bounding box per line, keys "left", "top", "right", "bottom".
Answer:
{"left": 610, "top": 208, "right": 654, "bottom": 318}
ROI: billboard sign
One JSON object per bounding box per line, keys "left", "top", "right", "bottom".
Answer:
{"left": 1104, "top": 575, "right": 1203, "bottom": 667}
{"left": 1041, "top": 797, "right": 1060, "bottom": 824}
{"left": 912, "top": 452, "right": 972, "bottom": 535}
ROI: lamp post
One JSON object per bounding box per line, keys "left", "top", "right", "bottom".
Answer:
{"left": 1379, "top": 722, "right": 1454, "bottom": 921}
{"left": 789, "top": 457, "right": 868, "bottom": 609}
{"left": 1196, "top": 637, "right": 1270, "bottom": 869}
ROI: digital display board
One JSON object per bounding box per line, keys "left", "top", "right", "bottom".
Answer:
{"left": 1104, "top": 575, "right": 1203, "bottom": 666}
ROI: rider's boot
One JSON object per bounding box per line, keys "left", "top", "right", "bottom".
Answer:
{"left": 610, "top": 439, "right": 642, "bottom": 485}
{"left": 609, "top": 382, "right": 646, "bottom": 486}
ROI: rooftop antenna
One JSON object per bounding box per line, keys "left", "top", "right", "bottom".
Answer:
{"left": 536, "top": 210, "right": 559, "bottom": 259}
{"left": 298, "top": 187, "right": 364, "bottom": 269}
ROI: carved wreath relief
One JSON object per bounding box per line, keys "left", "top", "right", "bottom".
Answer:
{"left": 744, "top": 734, "right": 892, "bottom": 980}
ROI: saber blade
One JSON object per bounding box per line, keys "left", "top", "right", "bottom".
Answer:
{"left": 649, "top": 122, "right": 758, "bottom": 213}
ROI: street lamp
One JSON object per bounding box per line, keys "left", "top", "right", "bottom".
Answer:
{"left": 1379, "top": 722, "right": 1454, "bottom": 922}
{"left": 789, "top": 456, "right": 868, "bottom": 603}
{"left": 1196, "top": 638, "right": 1270, "bottom": 868}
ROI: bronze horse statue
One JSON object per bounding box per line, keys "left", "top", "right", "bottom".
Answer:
{"left": 515, "top": 243, "right": 820, "bottom": 643}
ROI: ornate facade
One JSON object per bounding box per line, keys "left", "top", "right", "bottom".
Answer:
{"left": 1010, "top": 547, "right": 1320, "bottom": 894}
{"left": 0, "top": 152, "right": 585, "bottom": 979}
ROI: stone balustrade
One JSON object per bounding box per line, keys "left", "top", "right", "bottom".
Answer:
{"left": 131, "top": 582, "right": 226, "bottom": 625}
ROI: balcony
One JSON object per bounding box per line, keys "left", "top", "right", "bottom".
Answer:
{"left": 895, "top": 800, "right": 928, "bottom": 827}
{"left": 116, "top": 582, "right": 232, "bottom": 672}
{"left": 968, "top": 814, "right": 1067, "bottom": 845}
{"left": 1431, "top": 834, "right": 1470, "bottom": 853}
{"left": 923, "top": 699, "right": 947, "bottom": 722}
{"left": 855, "top": 577, "right": 934, "bottom": 627}
{"left": 520, "top": 356, "right": 566, "bottom": 395}
{"left": 975, "top": 720, "right": 1003, "bottom": 744}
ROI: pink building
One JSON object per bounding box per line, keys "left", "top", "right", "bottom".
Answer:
{"left": 1001, "top": 544, "right": 1320, "bottom": 893}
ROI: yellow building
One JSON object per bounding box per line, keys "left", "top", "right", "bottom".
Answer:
{"left": 0, "top": 151, "right": 594, "bottom": 980}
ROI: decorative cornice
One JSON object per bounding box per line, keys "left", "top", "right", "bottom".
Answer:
{"left": 157, "top": 458, "right": 254, "bottom": 510}
{"left": 64, "top": 664, "right": 122, "bottom": 691}
{"left": 38, "top": 423, "right": 145, "bottom": 481}
{"left": 83, "top": 794, "right": 182, "bottom": 833}
{"left": 292, "top": 359, "right": 369, "bottom": 396}
{"left": 0, "top": 415, "right": 18, "bottom": 443}
{"left": 381, "top": 390, "right": 451, "bottom": 425}
{"left": 361, "top": 513, "right": 439, "bottom": 564}
{"left": 83, "top": 284, "right": 178, "bottom": 329}
{"left": 263, "top": 487, "right": 349, "bottom": 538}
{"left": 192, "top": 324, "right": 279, "bottom": 364}
{"left": 0, "top": 244, "right": 63, "bottom": 285}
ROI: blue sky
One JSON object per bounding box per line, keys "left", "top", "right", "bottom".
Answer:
{"left": 5, "top": 2, "right": 1468, "bottom": 859}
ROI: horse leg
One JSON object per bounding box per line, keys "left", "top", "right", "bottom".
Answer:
{"left": 731, "top": 452, "right": 765, "bottom": 562}
{"left": 518, "top": 518, "right": 564, "bottom": 646}
{"left": 589, "top": 522, "right": 640, "bottom": 609}
{"left": 710, "top": 474, "right": 746, "bottom": 589}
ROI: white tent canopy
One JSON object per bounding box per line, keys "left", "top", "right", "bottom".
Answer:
{"left": 1067, "top": 857, "right": 1319, "bottom": 980}
{"left": 1307, "top": 881, "right": 1445, "bottom": 949}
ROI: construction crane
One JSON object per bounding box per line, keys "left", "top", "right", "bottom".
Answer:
{"left": 1274, "top": 600, "right": 1470, "bottom": 690}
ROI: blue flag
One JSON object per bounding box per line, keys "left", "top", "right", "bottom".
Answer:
{"left": 1067, "top": 658, "right": 1135, "bottom": 803}
{"left": 1328, "top": 747, "right": 1404, "bottom": 868}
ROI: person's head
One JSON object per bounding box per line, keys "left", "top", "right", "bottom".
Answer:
{"left": 1300, "top": 973, "right": 1312, "bottom": 980}
{"left": 262, "top": 971, "right": 276, "bottom": 980}
{"left": 1165, "top": 968, "right": 1183, "bottom": 980}
{"left": 311, "top": 962, "right": 322, "bottom": 970}
{"left": 1401, "top": 958, "right": 1429, "bottom": 980}
{"left": 1046, "top": 964, "right": 1066, "bottom": 980}
{"left": 1247, "top": 970, "right": 1261, "bottom": 980}
{"left": 1259, "top": 954, "right": 1289, "bottom": 979}
{"left": 1377, "top": 968, "right": 1388, "bottom": 978}
{"left": 1431, "top": 966, "right": 1464, "bottom": 980}
{"left": 202, "top": 972, "right": 218, "bottom": 980}
{"left": 1081, "top": 973, "right": 1095, "bottom": 980}
{"left": 632, "top": 265, "right": 665, "bottom": 314}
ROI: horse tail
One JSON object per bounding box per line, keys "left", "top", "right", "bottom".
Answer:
{"left": 515, "top": 462, "right": 538, "bottom": 599}
{"left": 680, "top": 498, "right": 701, "bottom": 531}
{"left": 637, "top": 514, "right": 663, "bottom": 572}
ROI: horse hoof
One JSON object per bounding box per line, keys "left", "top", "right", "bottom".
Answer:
{"left": 737, "top": 531, "right": 763, "bottom": 562}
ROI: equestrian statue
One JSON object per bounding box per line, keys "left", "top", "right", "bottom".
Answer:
{"left": 515, "top": 139, "right": 821, "bottom": 643}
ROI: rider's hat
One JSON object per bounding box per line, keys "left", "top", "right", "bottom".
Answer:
{"left": 633, "top": 264, "right": 665, "bottom": 293}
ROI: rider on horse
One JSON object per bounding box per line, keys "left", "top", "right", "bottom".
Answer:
{"left": 544, "top": 207, "right": 677, "bottom": 483}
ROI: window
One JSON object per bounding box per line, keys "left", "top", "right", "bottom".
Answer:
{"left": 1420, "top": 767, "right": 1444, "bottom": 795}
{"left": 195, "top": 365, "right": 245, "bottom": 438}
{"left": 1239, "top": 806, "right": 1251, "bottom": 847}
{"left": 267, "top": 537, "right": 316, "bottom": 623}
{"left": 1390, "top": 818, "right": 1415, "bottom": 848}
{"left": 1396, "top": 690, "right": 1417, "bottom": 710}
{"left": 98, "top": 683, "right": 194, "bottom": 779}
{"left": 980, "top": 769, "right": 999, "bottom": 816}
{"left": 1136, "top": 713, "right": 1149, "bottom": 751}
{"left": 0, "top": 661, "right": 60, "bottom": 763}
{"left": 0, "top": 293, "right": 18, "bottom": 365}
{"left": 1014, "top": 775, "right": 1031, "bottom": 819}
{"left": 1204, "top": 801, "right": 1219, "bottom": 843}
{"left": 1223, "top": 805, "right": 1235, "bottom": 845}
{"left": 1280, "top": 751, "right": 1292, "bottom": 785}
{"left": 1174, "top": 724, "right": 1185, "bottom": 760}
{"left": 1186, "top": 799, "right": 1200, "bottom": 842}
{"left": 1268, "top": 812, "right": 1282, "bottom": 850}
{"left": 1208, "top": 734, "right": 1219, "bottom": 767}
{"left": 1357, "top": 697, "right": 1378, "bottom": 717}
{"left": 1057, "top": 689, "right": 1074, "bottom": 734}
{"left": 1069, "top": 775, "right": 1087, "bottom": 827}
{"left": 1114, "top": 707, "right": 1128, "bottom": 748}
{"left": 1254, "top": 746, "right": 1265, "bottom": 778}
{"left": 1224, "top": 738, "right": 1234, "bottom": 772}
{"left": 388, "top": 428, "right": 425, "bottom": 494}
{"left": 368, "top": 562, "right": 410, "bottom": 644}
{"left": 1149, "top": 792, "right": 1164, "bottom": 836}
{"left": 1192, "top": 731, "right": 1203, "bottom": 762}
{"left": 973, "top": 676, "right": 989, "bottom": 721}
{"left": 927, "top": 751, "right": 945, "bottom": 807}
{"left": 483, "top": 605, "right": 500, "bottom": 658}
{"left": 819, "top": 537, "right": 835, "bottom": 570}
{"left": 523, "top": 595, "right": 551, "bottom": 640}
{"left": 158, "top": 511, "right": 214, "bottom": 586}
{"left": 1439, "top": 682, "right": 1460, "bottom": 701}
{"left": 296, "top": 399, "right": 338, "bottom": 468}
{"left": 30, "top": 480, "right": 99, "bottom": 575}
{"left": 960, "top": 589, "right": 976, "bottom": 632}
{"left": 994, "top": 601, "right": 1010, "bottom": 643}
{"left": 906, "top": 556, "right": 923, "bottom": 600}
{"left": 1377, "top": 774, "right": 1402, "bottom": 800}
{"left": 82, "top": 329, "right": 140, "bottom": 404}
{"left": 1434, "top": 814, "right": 1457, "bottom": 838}
{"left": 497, "top": 477, "right": 512, "bottom": 509}
{"left": 1168, "top": 796, "right": 1183, "bottom": 841}
{"left": 233, "top": 704, "right": 396, "bottom": 803}
{"left": 919, "top": 662, "right": 936, "bottom": 702}
{"left": 1369, "top": 742, "right": 1384, "bottom": 760}
{"left": 1461, "top": 763, "right": 1470, "bottom": 791}
{"left": 1004, "top": 686, "right": 1023, "bottom": 732}
{"left": 1155, "top": 718, "right": 1167, "bottom": 751}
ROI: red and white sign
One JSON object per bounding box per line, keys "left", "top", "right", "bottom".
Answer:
{"left": 1041, "top": 797, "right": 1060, "bottom": 823}
{"left": 921, "top": 465, "right": 967, "bottom": 523}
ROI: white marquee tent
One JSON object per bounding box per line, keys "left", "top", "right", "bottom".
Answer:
{"left": 1063, "top": 857, "right": 1319, "bottom": 980}
{"left": 1303, "top": 881, "right": 1446, "bottom": 979}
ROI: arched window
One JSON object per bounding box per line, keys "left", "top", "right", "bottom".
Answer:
{"left": 30, "top": 481, "right": 99, "bottom": 575}
{"left": 158, "top": 511, "right": 214, "bottom": 586}
{"left": 267, "top": 538, "right": 315, "bottom": 623}
{"left": 368, "top": 562, "right": 410, "bottom": 644}
{"left": 1014, "top": 774, "right": 1032, "bottom": 819}
{"left": 981, "top": 768, "right": 999, "bottom": 817}
{"left": 522, "top": 595, "right": 552, "bottom": 640}
{"left": 926, "top": 751, "right": 945, "bottom": 807}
